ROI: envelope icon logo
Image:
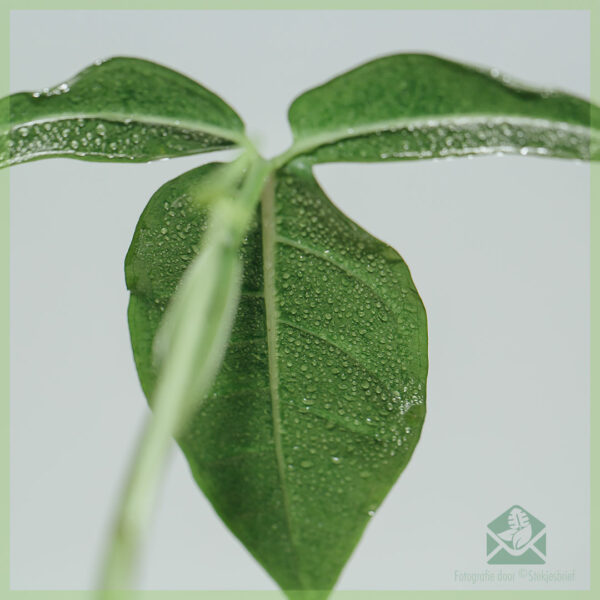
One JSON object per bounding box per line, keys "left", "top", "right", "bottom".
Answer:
{"left": 486, "top": 505, "right": 546, "bottom": 564}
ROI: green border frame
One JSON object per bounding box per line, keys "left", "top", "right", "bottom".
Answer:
{"left": 0, "top": 2, "right": 596, "bottom": 599}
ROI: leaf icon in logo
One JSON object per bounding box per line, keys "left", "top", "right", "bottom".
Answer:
{"left": 501, "top": 507, "right": 532, "bottom": 550}
{"left": 498, "top": 528, "right": 516, "bottom": 542}
{"left": 513, "top": 524, "right": 533, "bottom": 549}
{"left": 508, "top": 507, "right": 530, "bottom": 530}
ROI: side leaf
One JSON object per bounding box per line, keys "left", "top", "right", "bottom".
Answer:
{"left": 287, "top": 53, "right": 600, "bottom": 163}
{"left": 126, "top": 162, "right": 428, "bottom": 598}
{"left": 1, "top": 57, "right": 244, "bottom": 167}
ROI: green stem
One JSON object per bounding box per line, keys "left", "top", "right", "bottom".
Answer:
{"left": 98, "top": 154, "right": 271, "bottom": 597}
{"left": 98, "top": 410, "right": 176, "bottom": 598}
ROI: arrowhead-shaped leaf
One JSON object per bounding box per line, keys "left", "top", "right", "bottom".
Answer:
{"left": 287, "top": 53, "right": 600, "bottom": 163}
{"left": 1, "top": 57, "right": 244, "bottom": 167}
{"left": 125, "top": 162, "right": 428, "bottom": 597}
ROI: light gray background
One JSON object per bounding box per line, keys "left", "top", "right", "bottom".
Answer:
{"left": 10, "top": 10, "right": 590, "bottom": 591}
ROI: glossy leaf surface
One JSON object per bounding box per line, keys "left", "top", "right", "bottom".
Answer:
{"left": 287, "top": 53, "right": 600, "bottom": 163}
{"left": 125, "top": 162, "right": 428, "bottom": 598}
{"left": 0, "top": 57, "right": 244, "bottom": 167}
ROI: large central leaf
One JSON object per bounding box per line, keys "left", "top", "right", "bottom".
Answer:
{"left": 125, "top": 162, "right": 428, "bottom": 597}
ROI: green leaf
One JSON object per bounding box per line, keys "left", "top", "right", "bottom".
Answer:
{"left": 1, "top": 57, "right": 244, "bottom": 167}
{"left": 286, "top": 53, "right": 600, "bottom": 164}
{"left": 125, "top": 161, "right": 428, "bottom": 598}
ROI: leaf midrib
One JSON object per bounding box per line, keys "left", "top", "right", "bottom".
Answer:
{"left": 277, "top": 113, "right": 598, "bottom": 167}
{"left": 1, "top": 112, "right": 244, "bottom": 144}
{"left": 260, "top": 174, "right": 304, "bottom": 586}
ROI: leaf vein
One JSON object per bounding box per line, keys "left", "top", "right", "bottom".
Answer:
{"left": 279, "top": 319, "right": 392, "bottom": 394}
{"left": 276, "top": 234, "right": 398, "bottom": 316}
{"left": 261, "top": 177, "right": 305, "bottom": 586}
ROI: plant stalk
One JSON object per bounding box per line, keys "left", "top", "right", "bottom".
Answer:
{"left": 98, "top": 154, "right": 271, "bottom": 598}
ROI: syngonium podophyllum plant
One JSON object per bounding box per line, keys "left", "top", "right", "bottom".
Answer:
{"left": 2, "top": 54, "right": 598, "bottom": 598}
